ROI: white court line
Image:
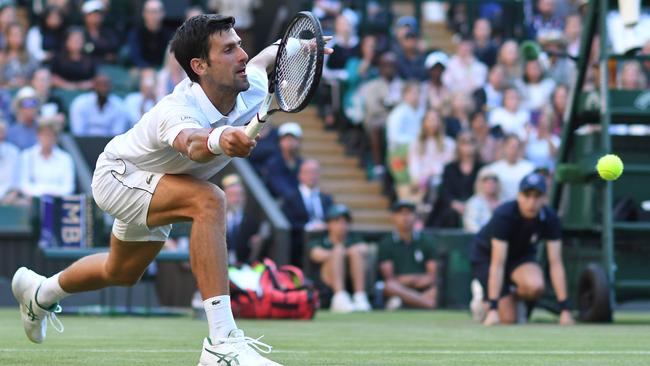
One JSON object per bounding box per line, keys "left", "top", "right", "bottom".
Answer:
{"left": 1, "top": 349, "right": 650, "bottom": 355}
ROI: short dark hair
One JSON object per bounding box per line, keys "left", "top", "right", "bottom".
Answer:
{"left": 170, "top": 14, "right": 235, "bottom": 83}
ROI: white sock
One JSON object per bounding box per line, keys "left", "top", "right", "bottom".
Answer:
{"left": 204, "top": 295, "right": 237, "bottom": 340}
{"left": 36, "top": 272, "right": 70, "bottom": 309}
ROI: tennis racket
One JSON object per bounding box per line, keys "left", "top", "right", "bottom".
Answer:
{"left": 244, "top": 11, "right": 325, "bottom": 138}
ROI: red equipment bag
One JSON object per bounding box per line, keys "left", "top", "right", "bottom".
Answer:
{"left": 230, "top": 259, "right": 319, "bottom": 320}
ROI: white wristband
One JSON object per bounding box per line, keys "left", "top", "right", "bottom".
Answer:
{"left": 206, "top": 126, "right": 232, "bottom": 155}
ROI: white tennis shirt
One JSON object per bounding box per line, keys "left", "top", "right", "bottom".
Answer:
{"left": 103, "top": 65, "right": 267, "bottom": 181}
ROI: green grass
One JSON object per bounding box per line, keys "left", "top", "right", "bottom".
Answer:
{"left": 1, "top": 309, "right": 650, "bottom": 365}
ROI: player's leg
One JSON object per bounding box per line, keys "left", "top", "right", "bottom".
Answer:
{"left": 56, "top": 236, "right": 163, "bottom": 293}
{"left": 346, "top": 244, "right": 371, "bottom": 311}
{"left": 147, "top": 174, "right": 282, "bottom": 365}
{"left": 510, "top": 262, "right": 545, "bottom": 301}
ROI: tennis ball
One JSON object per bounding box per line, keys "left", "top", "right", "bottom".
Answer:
{"left": 596, "top": 154, "right": 624, "bottom": 181}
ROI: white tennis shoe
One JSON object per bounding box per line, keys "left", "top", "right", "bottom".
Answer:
{"left": 198, "top": 329, "right": 282, "bottom": 366}
{"left": 11, "top": 267, "right": 64, "bottom": 344}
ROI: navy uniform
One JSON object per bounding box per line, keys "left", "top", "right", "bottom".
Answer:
{"left": 470, "top": 178, "right": 562, "bottom": 298}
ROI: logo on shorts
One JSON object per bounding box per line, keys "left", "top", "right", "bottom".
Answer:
{"left": 212, "top": 300, "right": 221, "bottom": 306}
{"left": 146, "top": 174, "right": 154, "bottom": 185}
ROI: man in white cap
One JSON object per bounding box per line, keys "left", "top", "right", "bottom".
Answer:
{"left": 263, "top": 121, "right": 304, "bottom": 199}
{"left": 81, "top": 0, "right": 120, "bottom": 63}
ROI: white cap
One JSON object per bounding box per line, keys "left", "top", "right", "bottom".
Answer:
{"left": 82, "top": 0, "right": 104, "bottom": 14}
{"left": 278, "top": 122, "right": 302, "bottom": 138}
{"left": 424, "top": 51, "right": 449, "bottom": 69}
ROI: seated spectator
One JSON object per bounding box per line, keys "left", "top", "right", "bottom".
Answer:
{"left": 422, "top": 51, "right": 451, "bottom": 116}
{"left": 7, "top": 86, "right": 40, "bottom": 150}
{"left": 359, "top": 52, "right": 402, "bottom": 179}
{"left": 248, "top": 124, "right": 280, "bottom": 174}
{"left": 524, "top": 110, "right": 559, "bottom": 171}
{"left": 547, "top": 84, "right": 568, "bottom": 135}
{"left": 485, "top": 134, "right": 534, "bottom": 201}
{"left": 470, "top": 110, "right": 500, "bottom": 164}
{"left": 322, "top": 11, "right": 360, "bottom": 126}
{"left": 0, "top": 118, "right": 19, "bottom": 202}
{"left": 540, "top": 31, "right": 576, "bottom": 86}
{"left": 26, "top": 6, "right": 67, "bottom": 63}
{"left": 263, "top": 122, "right": 303, "bottom": 199}
{"left": 429, "top": 131, "right": 482, "bottom": 228}
{"left": 207, "top": 0, "right": 261, "bottom": 55}
{"left": 444, "top": 91, "right": 473, "bottom": 138}
{"left": 127, "top": 0, "right": 172, "bottom": 69}
{"left": 379, "top": 200, "right": 437, "bottom": 310}
{"left": 618, "top": 61, "right": 647, "bottom": 90}
{"left": 309, "top": 204, "right": 372, "bottom": 313}
{"left": 70, "top": 74, "right": 129, "bottom": 136}
{"left": 31, "top": 68, "right": 65, "bottom": 116}
{"left": 386, "top": 82, "right": 422, "bottom": 199}
{"left": 443, "top": 37, "right": 488, "bottom": 95}
{"left": 281, "top": 158, "right": 333, "bottom": 266}
{"left": 394, "top": 29, "right": 427, "bottom": 81}
{"left": 124, "top": 68, "right": 157, "bottom": 125}
{"left": 472, "top": 18, "right": 499, "bottom": 68}
{"left": 473, "top": 64, "right": 505, "bottom": 115}
{"left": 408, "top": 109, "right": 455, "bottom": 204}
{"left": 519, "top": 59, "right": 555, "bottom": 113}
{"left": 323, "top": 12, "right": 360, "bottom": 82}
{"left": 470, "top": 173, "right": 574, "bottom": 325}
{"left": 17, "top": 114, "right": 74, "bottom": 198}
{"left": 156, "top": 46, "right": 186, "bottom": 100}
{"left": 528, "top": 0, "right": 564, "bottom": 41}
{"left": 488, "top": 87, "right": 530, "bottom": 138}
{"left": 496, "top": 40, "right": 522, "bottom": 86}
{"left": 51, "top": 27, "right": 96, "bottom": 90}
{"left": 0, "top": 22, "right": 40, "bottom": 88}
{"left": 564, "top": 14, "right": 581, "bottom": 58}
{"left": 81, "top": 0, "right": 120, "bottom": 63}
{"left": 463, "top": 168, "right": 501, "bottom": 233}
{"left": 222, "top": 175, "right": 267, "bottom": 265}
{"left": 185, "top": 5, "right": 205, "bottom": 20}
{"left": 0, "top": 1, "right": 16, "bottom": 49}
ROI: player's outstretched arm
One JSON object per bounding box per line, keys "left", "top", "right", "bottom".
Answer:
{"left": 173, "top": 126, "right": 256, "bottom": 162}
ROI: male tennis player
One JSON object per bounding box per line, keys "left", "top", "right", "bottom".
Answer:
{"left": 12, "top": 14, "right": 330, "bottom": 366}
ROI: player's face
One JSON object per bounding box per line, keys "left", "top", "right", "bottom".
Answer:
{"left": 204, "top": 28, "right": 250, "bottom": 93}
{"left": 517, "top": 190, "right": 545, "bottom": 219}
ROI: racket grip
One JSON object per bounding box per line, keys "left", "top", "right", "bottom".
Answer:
{"left": 245, "top": 114, "right": 266, "bottom": 138}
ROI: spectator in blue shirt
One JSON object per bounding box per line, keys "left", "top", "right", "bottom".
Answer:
{"left": 69, "top": 74, "right": 129, "bottom": 136}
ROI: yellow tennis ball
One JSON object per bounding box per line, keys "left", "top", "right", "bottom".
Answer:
{"left": 597, "top": 154, "right": 624, "bottom": 181}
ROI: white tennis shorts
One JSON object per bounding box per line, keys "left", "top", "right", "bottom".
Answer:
{"left": 91, "top": 152, "right": 171, "bottom": 242}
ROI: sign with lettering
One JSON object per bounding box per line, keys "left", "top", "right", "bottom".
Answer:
{"left": 39, "top": 195, "right": 92, "bottom": 249}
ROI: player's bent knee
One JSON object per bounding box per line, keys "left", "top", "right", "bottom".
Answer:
{"left": 191, "top": 184, "right": 225, "bottom": 220}
{"left": 519, "top": 280, "right": 545, "bottom": 300}
{"left": 105, "top": 265, "right": 143, "bottom": 287}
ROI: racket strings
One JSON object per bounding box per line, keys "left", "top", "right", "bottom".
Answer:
{"left": 276, "top": 17, "right": 320, "bottom": 111}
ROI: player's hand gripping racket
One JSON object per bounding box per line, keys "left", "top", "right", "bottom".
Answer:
{"left": 244, "top": 11, "right": 325, "bottom": 138}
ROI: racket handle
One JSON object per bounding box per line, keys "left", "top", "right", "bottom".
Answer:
{"left": 245, "top": 114, "right": 266, "bottom": 138}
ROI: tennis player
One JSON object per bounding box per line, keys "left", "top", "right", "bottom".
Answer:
{"left": 12, "top": 14, "right": 330, "bottom": 366}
